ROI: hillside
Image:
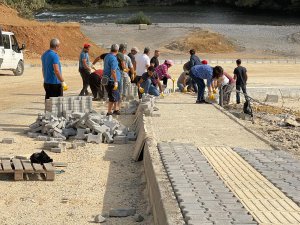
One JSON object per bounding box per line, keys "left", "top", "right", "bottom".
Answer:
{"left": 0, "top": 4, "right": 103, "bottom": 60}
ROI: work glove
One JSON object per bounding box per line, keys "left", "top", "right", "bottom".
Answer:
{"left": 113, "top": 82, "right": 118, "bottom": 91}
{"left": 160, "top": 92, "right": 165, "bottom": 98}
{"left": 183, "top": 87, "right": 188, "bottom": 93}
{"left": 123, "top": 68, "right": 130, "bottom": 73}
{"left": 139, "top": 87, "right": 145, "bottom": 94}
{"left": 62, "top": 82, "right": 68, "bottom": 91}
{"left": 208, "top": 93, "right": 216, "bottom": 101}
{"left": 213, "top": 88, "right": 217, "bottom": 94}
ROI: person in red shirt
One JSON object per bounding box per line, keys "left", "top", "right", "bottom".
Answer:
{"left": 90, "top": 53, "right": 107, "bottom": 101}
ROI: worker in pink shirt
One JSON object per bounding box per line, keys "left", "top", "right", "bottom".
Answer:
{"left": 154, "top": 59, "right": 174, "bottom": 87}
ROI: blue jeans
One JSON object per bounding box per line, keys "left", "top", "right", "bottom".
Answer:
{"left": 190, "top": 72, "right": 205, "bottom": 101}
{"left": 141, "top": 79, "right": 160, "bottom": 96}
{"left": 177, "top": 82, "right": 185, "bottom": 92}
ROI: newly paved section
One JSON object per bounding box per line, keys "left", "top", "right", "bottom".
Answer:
{"left": 152, "top": 93, "right": 271, "bottom": 149}
{"left": 234, "top": 148, "right": 300, "bottom": 206}
{"left": 158, "top": 142, "right": 257, "bottom": 225}
{"left": 200, "top": 146, "right": 300, "bottom": 225}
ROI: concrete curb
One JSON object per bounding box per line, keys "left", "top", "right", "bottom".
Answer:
{"left": 212, "top": 103, "right": 284, "bottom": 151}
{"left": 142, "top": 117, "right": 185, "bottom": 225}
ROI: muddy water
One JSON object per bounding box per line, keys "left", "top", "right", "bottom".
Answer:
{"left": 35, "top": 5, "right": 300, "bottom": 25}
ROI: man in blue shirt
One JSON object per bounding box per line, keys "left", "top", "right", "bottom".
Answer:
{"left": 41, "top": 38, "right": 67, "bottom": 99}
{"left": 103, "top": 44, "right": 121, "bottom": 116}
{"left": 189, "top": 64, "right": 223, "bottom": 104}
{"left": 79, "top": 43, "right": 92, "bottom": 96}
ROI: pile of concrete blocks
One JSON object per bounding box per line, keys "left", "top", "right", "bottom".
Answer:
{"left": 124, "top": 83, "right": 139, "bottom": 100}
{"left": 27, "top": 111, "right": 135, "bottom": 150}
{"left": 45, "top": 96, "right": 93, "bottom": 117}
{"left": 135, "top": 95, "right": 160, "bottom": 117}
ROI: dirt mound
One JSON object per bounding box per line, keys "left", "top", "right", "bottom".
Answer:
{"left": 0, "top": 4, "right": 103, "bottom": 60}
{"left": 165, "top": 29, "right": 237, "bottom": 54}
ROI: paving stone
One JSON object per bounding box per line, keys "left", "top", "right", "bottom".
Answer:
{"left": 109, "top": 208, "right": 136, "bottom": 217}
{"left": 94, "top": 214, "right": 106, "bottom": 223}
{"left": 87, "top": 133, "right": 102, "bottom": 144}
{"left": 1, "top": 138, "right": 15, "bottom": 144}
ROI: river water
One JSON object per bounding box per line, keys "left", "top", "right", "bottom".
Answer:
{"left": 35, "top": 6, "right": 300, "bottom": 25}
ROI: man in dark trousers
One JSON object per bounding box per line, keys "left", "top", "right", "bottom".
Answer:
{"left": 189, "top": 49, "right": 201, "bottom": 93}
{"left": 79, "top": 43, "right": 92, "bottom": 96}
{"left": 41, "top": 38, "right": 67, "bottom": 99}
{"left": 234, "top": 59, "right": 248, "bottom": 104}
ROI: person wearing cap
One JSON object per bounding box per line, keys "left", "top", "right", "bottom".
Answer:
{"left": 41, "top": 38, "right": 67, "bottom": 100}
{"left": 90, "top": 53, "right": 107, "bottom": 101}
{"left": 154, "top": 59, "right": 174, "bottom": 87}
{"left": 79, "top": 43, "right": 92, "bottom": 96}
{"left": 189, "top": 64, "right": 223, "bottom": 104}
{"left": 201, "top": 60, "right": 208, "bottom": 65}
{"left": 135, "top": 47, "right": 151, "bottom": 83}
{"left": 103, "top": 44, "right": 121, "bottom": 116}
{"left": 137, "top": 66, "right": 161, "bottom": 98}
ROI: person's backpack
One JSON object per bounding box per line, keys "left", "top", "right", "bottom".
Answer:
{"left": 30, "top": 150, "right": 53, "bottom": 164}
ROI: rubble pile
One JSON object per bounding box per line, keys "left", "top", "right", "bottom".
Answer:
{"left": 123, "top": 95, "right": 160, "bottom": 117}
{"left": 27, "top": 111, "right": 137, "bottom": 152}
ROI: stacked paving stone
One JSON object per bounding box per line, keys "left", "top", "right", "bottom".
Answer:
{"left": 27, "top": 111, "right": 137, "bottom": 152}
{"left": 158, "top": 142, "right": 257, "bottom": 225}
{"left": 122, "top": 95, "right": 160, "bottom": 117}
{"left": 45, "top": 96, "right": 93, "bottom": 117}
{"left": 234, "top": 147, "right": 300, "bottom": 205}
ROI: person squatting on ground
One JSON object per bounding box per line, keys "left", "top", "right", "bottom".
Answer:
{"left": 234, "top": 59, "right": 248, "bottom": 104}
{"left": 189, "top": 64, "right": 223, "bottom": 104}
{"left": 177, "top": 71, "right": 190, "bottom": 92}
{"left": 137, "top": 66, "right": 162, "bottom": 98}
{"left": 79, "top": 43, "right": 93, "bottom": 96}
{"left": 90, "top": 53, "right": 108, "bottom": 101}
{"left": 150, "top": 50, "right": 160, "bottom": 68}
{"left": 154, "top": 59, "right": 174, "bottom": 87}
{"left": 41, "top": 38, "right": 67, "bottom": 100}
{"left": 134, "top": 47, "right": 151, "bottom": 83}
{"left": 103, "top": 44, "right": 121, "bottom": 116}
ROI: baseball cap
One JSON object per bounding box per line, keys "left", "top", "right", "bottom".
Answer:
{"left": 84, "top": 43, "right": 91, "bottom": 48}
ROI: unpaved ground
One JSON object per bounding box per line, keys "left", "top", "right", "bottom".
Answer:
{"left": 81, "top": 23, "right": 300, "bottom": 59}
{"left": 0, "top": 62, "right": 299, "bottom": 224}
{"left": 0, "top": 66, "right": 153, "bottom": 224}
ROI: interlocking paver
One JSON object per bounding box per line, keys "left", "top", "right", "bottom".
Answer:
{"left": 234, "top": 147, "right": 300, "bottom": 206}
{"left": 158, "top": 142, "right": 258, "bottom": 225}
{"left": 200, "top": 146, "right": 300, "bottom": 225}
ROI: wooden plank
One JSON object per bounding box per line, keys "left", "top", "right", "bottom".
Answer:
{"left": 2, "top": 160, "right": 13, "bottom": 171}
{"left": 21, "top": 160, "right": 34, "bottom": 172}
{"left": 12, "top": 159, "right": 23, "bottom": 171}
{"left": 43, "top": 163, "right": 55, "bottom": 181}
{"left": 43, "top": 163, "right": 55, "bottom": 172}
{"left": 32, "top": 163, "right": 44, "bottom": 172}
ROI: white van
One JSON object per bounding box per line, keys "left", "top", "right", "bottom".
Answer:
{"left": 0, "top": 28, "right": 25, "bottom": 76}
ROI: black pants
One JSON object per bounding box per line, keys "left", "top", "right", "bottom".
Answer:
{"left": 162, "top": 76, "right": 168, "bottom": 86}
{"left": 79, "top": 68, "right": 90, "bottom": 96}
{"left": 89, "top": 73, "right": 104, "bottom": 99}
{"left": 44, "top": 83, "right": 63, "bottom": 100}
{"left": 105, "top": 81, "right": 120, "bottom": 102}
{"left": 236, "top": 84, "right": 247, "bottom": 104}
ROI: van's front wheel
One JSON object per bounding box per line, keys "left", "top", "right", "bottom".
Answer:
{"left": 13, "top": 60, "right": 24, "bottom": 76}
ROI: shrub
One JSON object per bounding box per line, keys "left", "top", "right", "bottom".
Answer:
{"left": 116, "top": 11, "right": 152, "bottom": 25}
{"left": 101, "top": 0, "right": 127, "bottom": 8}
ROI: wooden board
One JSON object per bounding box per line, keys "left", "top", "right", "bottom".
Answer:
{"left": 2, "top": 160, "right": 13, "bottom": 172}
{"left": 12, "top": 159, "right": 23, "bottom": 171}
{"left": 21, "top": 160, "right": 34, "bottom": 172}
{"left": 32, "top": 163, "right": 44, "bottom": 172}
{"left": 43, "top": 163, "right": 55, "bottom": 172}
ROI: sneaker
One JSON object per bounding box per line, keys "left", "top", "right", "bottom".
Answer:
{"left": 113, "top": 110, "right": 121, "bottom": 115}
{"left": 106, "top": 112, "right": 113, "bottom": 116}
{"left": 196, "top": 100, "right": 210, "bottom": 104}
